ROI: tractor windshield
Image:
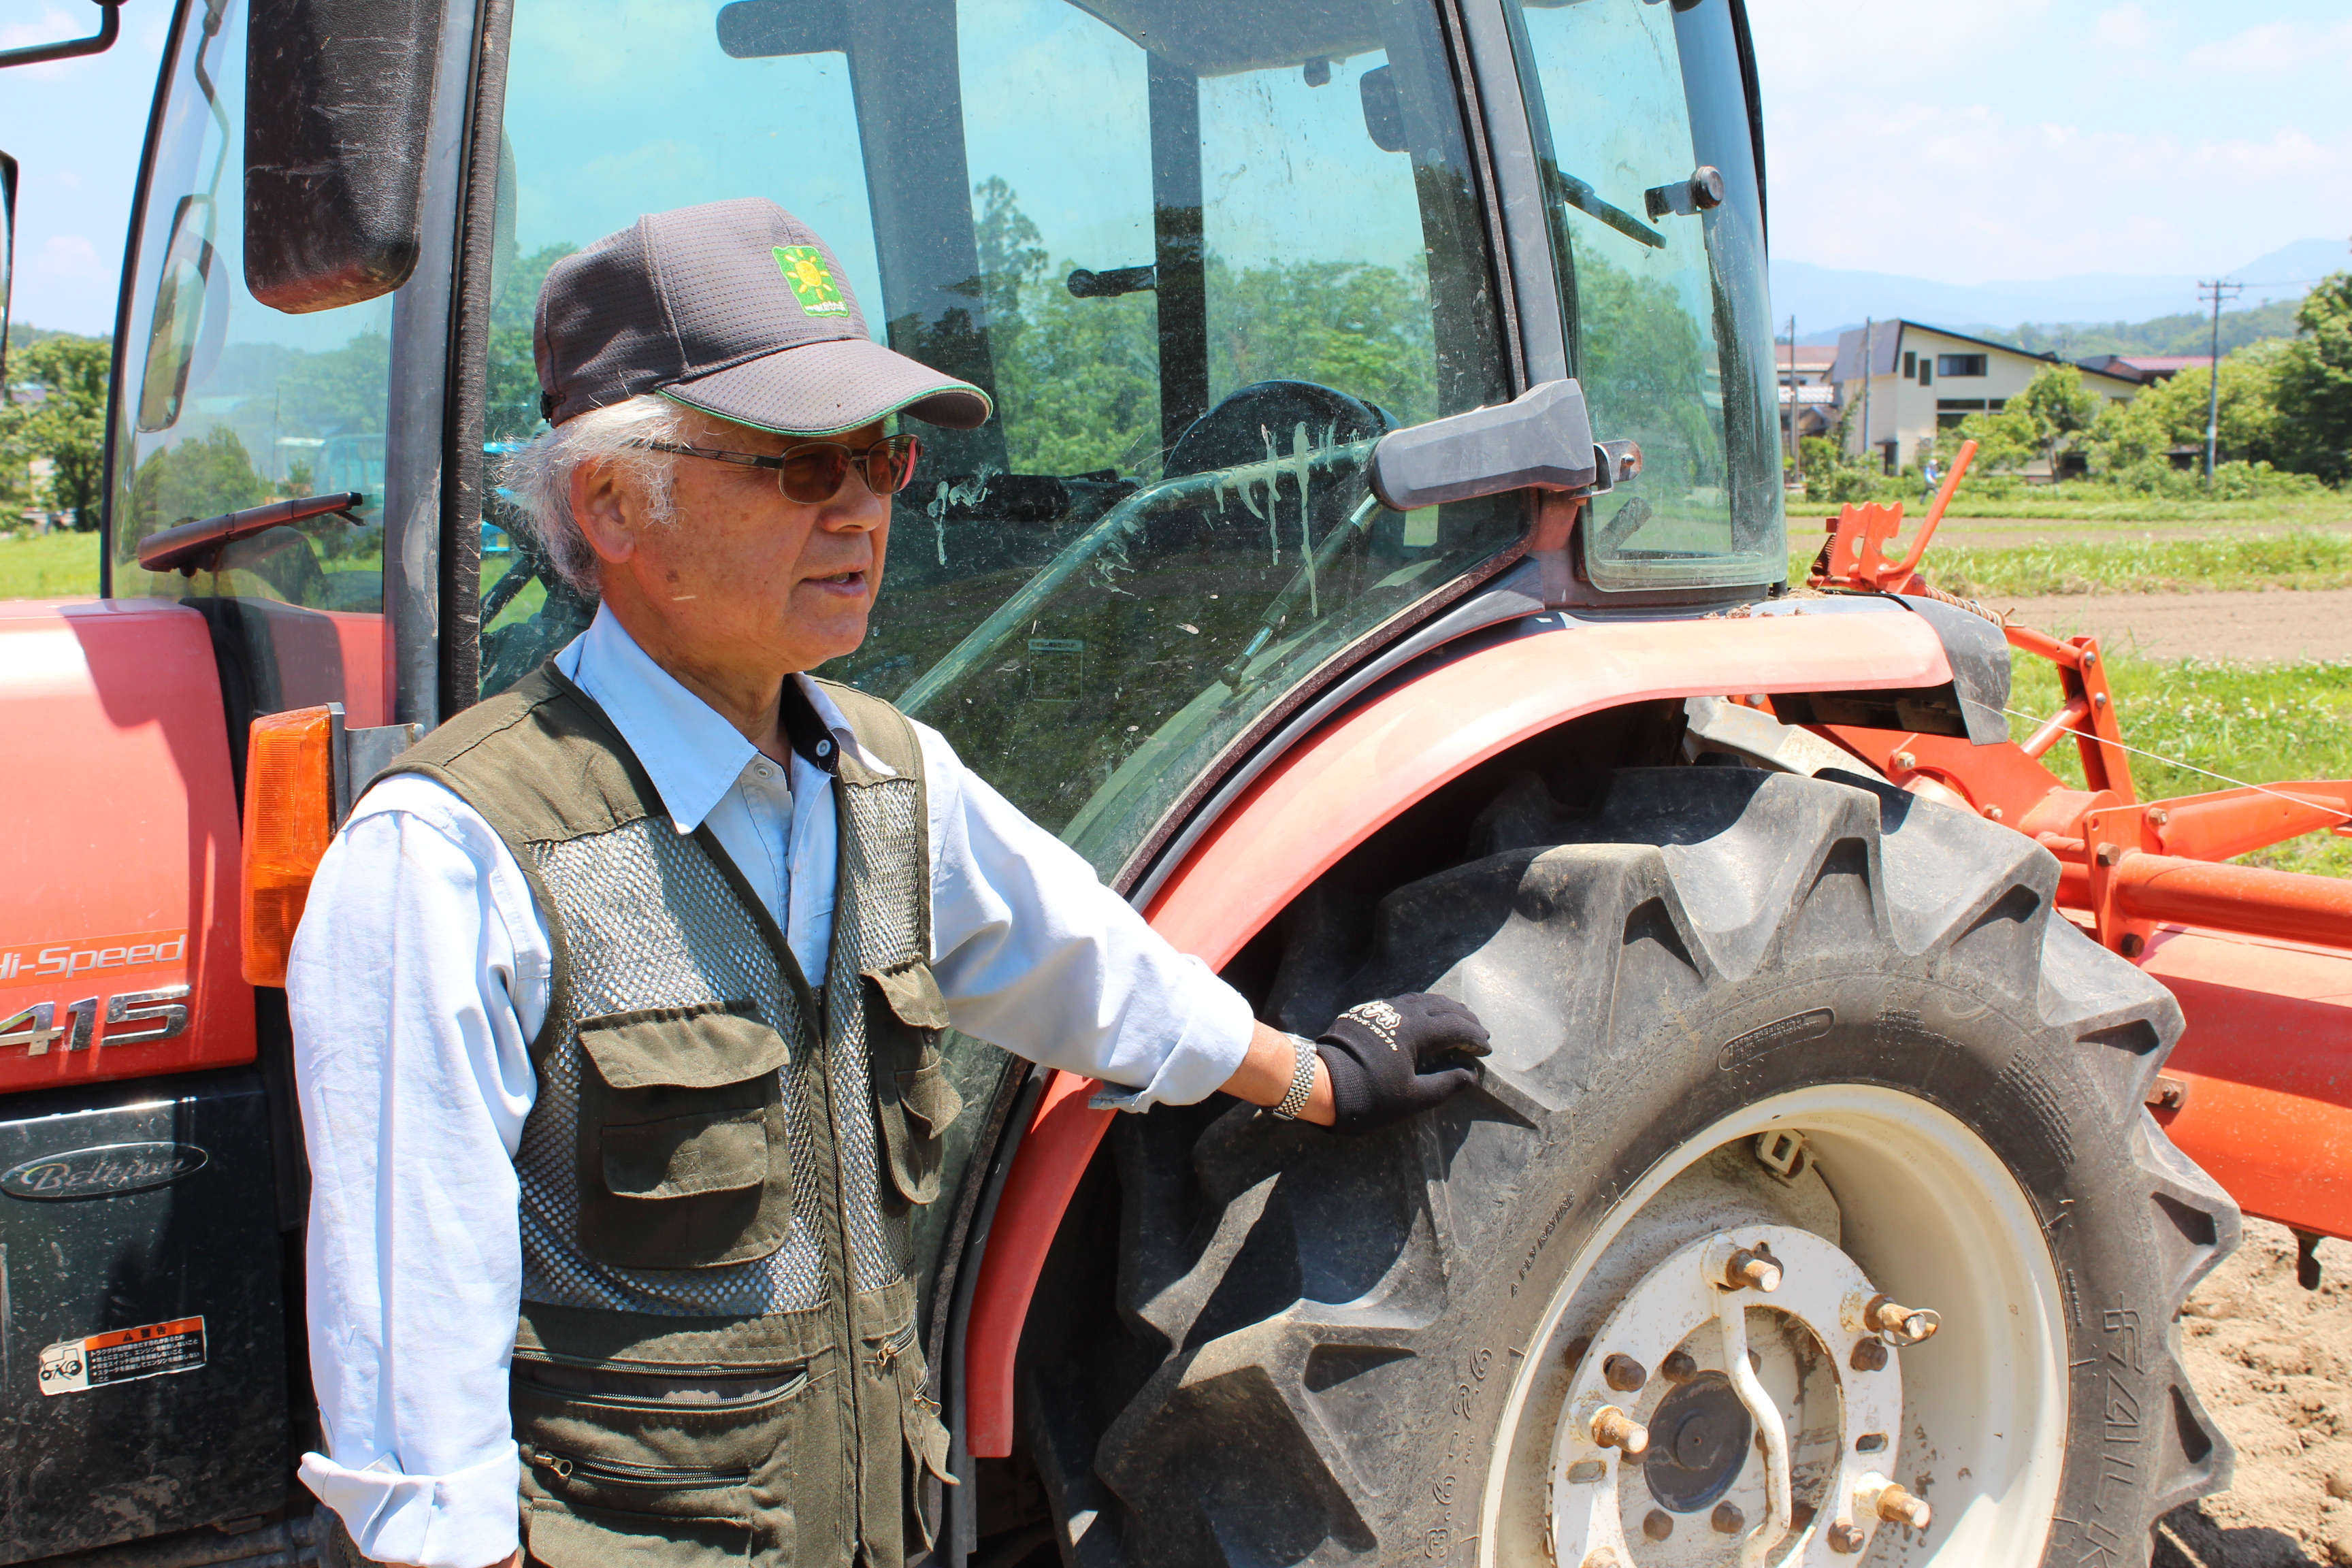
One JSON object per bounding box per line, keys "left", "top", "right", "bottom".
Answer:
{"left": 478, "top": 0, "right": 1518, "bottom": 881}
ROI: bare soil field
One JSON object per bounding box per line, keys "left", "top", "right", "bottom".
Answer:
{"left": 2158, "top": 1220, "right": 2352, "bottom": 1566}
{"left": 1988, "top": 589, "right": 2352, "bottom": 663}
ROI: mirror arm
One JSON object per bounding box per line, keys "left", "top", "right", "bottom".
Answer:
{"left": 137, "top": 491, "right": 368, "bottom": 576}
{"left": 0, "top": 0, "right": 124, "bottom": 71}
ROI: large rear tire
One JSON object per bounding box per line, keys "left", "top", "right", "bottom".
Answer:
{"left": 1039, "top": 767, "right": 2239, "bottom": 1567}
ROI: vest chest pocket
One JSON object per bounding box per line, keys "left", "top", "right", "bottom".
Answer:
{"left": 861, "top": 961, "right": 963, "bottom": 1209}
{"left": 573, "top": 1002, "right": 794, "bottom": 1269}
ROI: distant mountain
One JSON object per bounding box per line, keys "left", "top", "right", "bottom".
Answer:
{"left": 1767, "top": 238, "right": 2346, "bottom": 341}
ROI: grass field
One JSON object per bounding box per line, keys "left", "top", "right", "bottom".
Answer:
{"left": 1790, "top": 530, "right": 2352, "bottom": 598}
{"left": 1936, "top": 493, "right": 2352, "bottom": 525}
{"left": 2008, "top": 653, "right": 2352, "bottom": 880}
{"left": 0, "top": 529, "right": 101, "bottom": 599}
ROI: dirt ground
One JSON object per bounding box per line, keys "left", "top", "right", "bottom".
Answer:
{"left": 1984, "top": 589, "right": 2352, "bottom": 663}
{"left": 2155, "top": 1220, "right": 2352, "bottom": 1566}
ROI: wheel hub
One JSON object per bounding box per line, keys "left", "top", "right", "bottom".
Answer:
{"left": 1546, "top": 1224, "right": 1924, "bottom": 1566}
{"left": 1644, "top": 1372, "right": 1750, "bottom": 1514}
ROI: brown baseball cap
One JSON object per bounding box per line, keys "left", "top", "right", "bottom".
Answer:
{"left": 533, "top": 197, "right": 993, "bottom": 435}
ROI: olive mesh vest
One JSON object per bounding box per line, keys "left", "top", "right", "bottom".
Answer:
{"left": 382, "top": 664, "right": 960, "bottom": 1567}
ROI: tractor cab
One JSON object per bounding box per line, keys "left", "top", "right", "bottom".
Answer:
{"left": 108, "top": 0, "right": 1782, "bottom": 877}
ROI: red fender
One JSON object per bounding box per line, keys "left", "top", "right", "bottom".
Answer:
{"left": 962, "top": 605, "right": 1955, "bottom": 1457}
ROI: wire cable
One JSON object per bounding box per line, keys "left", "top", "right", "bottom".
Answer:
{"left": 1996, "top": 708, "right": 2352, "bottom": 827}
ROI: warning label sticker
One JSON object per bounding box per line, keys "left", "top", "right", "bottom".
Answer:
{"left": 38, "top": 1317, "right": 206, "bottom": 1395}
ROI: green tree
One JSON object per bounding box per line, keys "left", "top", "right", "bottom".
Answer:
{"left": 2271, "top": 269, "right": 2352, "bottom": 483}
{"left": 0, "top": 333, "right": 112, "bottom": 528}
{"left": 2088, "top": 342, "right": 2287, "bottom": 473}
{"left": 2006, "top": 364, "right": 2102, "bottom": 475}
{"left": 1948, "top": 405, "right": 2039, "bottom": 474}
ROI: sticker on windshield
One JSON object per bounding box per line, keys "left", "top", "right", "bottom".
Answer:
{"left": 774, "top": 246, "right": 849, "bottom": 318}
{"left": 38, "top": 1317, "right": 206, "bottom": 1395}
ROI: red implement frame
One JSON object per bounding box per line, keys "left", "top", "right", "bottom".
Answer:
{"left": 1804, "top": 472, "right": 2352, "bottom": 1250}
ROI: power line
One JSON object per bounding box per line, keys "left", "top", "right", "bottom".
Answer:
{"left": 2196, "top": 280, "right": 2244, "bottom": 487}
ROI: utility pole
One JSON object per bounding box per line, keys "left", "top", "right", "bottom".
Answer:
{"left": 2197, "top": 279, "right": 2242, "bottom": 487}
{"left": 1784, "top": 314, "right": 1801, "bottom": 490}
{"left": 1859, "top": 317, "right": 1873, "bottom": 471}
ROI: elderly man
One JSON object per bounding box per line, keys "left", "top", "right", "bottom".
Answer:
{"left": 287, "top": 198, "right": 1486, "bottom": 1568}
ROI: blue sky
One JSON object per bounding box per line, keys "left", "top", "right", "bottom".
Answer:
{"left": 3, "top": 0, "right": 2349, "bottom": 335}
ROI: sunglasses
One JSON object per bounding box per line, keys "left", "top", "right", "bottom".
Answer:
{"left": 632, "top": 434, "right": 923, "bottom": 504}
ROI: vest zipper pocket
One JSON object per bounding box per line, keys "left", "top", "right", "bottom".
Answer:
{"left": 529, "top": 1450, "right": 750, "bottom": 1488}
{"left": 868, "top": 1320, "right": 917, "bottom": 1375}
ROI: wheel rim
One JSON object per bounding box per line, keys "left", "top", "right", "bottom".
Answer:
{"left": 1480, "top": 1086, "right": 2069, "bottom": 1566}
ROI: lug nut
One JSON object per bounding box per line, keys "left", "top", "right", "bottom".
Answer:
{"left": 1850, "top": 1339, "right": 1889, "bottom": 1372}
{"left": 2095, "top": 841, "right": 2122, "bottom": 867}
{"left": 1827, "top": 1520, "right": 1867, "bottom": 1552}
{"left": 1865, "top": 1296, "right": 1940, "bottom": 1343}
{"left": 1643, "top": 1509, "right": 1674, "bottom": 1541}
{"left": 1660, "top": 1349, "right": 1699, "bottom": 1385}
{"left": 1711, "top": 1501, "right": 1746, "bottom": 1535}
{"left": 1876, "top": 1483, "right": 1931, "bottom": 1530}
{"left": 1590, "top": 1405, "right": 1649, "bottom": 1456}
{"left": 1603, "top": 1354, "right": 1647, "bottom": 1392}
{"left": 1725, "top": 1246, "right": 1782, "bottom": 1292}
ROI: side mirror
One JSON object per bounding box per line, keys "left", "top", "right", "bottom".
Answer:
{"left": 1369, "top": 378, "right": 1612, "bottom": 511}
{"left": 244, "top": 0, "right": 449, "bottom": 313}
{"left": 0, "top": 152, "right": 15, "bottom": 390}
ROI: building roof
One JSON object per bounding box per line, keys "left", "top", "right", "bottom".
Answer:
{"left": 1831, "top": 318, "right": 2146, "bottom": 389}
{"left": 1777, "top": 344, "right": 1837, "bottom": 372}
{"left": 2076, "top": 354, "right": 2213, "bottom": 382}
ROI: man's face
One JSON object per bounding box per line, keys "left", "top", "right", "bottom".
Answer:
{"left": 584, "top": 407, "right": 893, "bottom": 675}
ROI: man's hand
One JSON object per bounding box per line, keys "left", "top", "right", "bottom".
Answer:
{"left": 1315, "top": 994, "right": 1490, "bottom": 1133}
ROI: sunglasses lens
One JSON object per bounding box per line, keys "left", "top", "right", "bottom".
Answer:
{"left": 777, "top": 447, "right": 851, "bottom": 504}
{"left": 774, "top": 437, "right": 921, "bottom": 502}
{"left": 868, "top": 435, "right": 921, "bottom": 495}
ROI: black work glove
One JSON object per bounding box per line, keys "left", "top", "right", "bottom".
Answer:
{"left": 1316, "top": 993, "right": 1491, "bottom": 1134}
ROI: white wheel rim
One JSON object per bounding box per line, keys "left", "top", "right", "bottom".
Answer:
{"left": 1480, "top": 1086, "right": 2069, "bottom": 1567}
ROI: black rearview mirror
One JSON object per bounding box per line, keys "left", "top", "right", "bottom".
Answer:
{"left": 244, "top": 0, "right": 448, "bottom": 313}
{"left": 0, "top": 152, "right": 16, "bottom": 391}
{"left": 1369, "top": 379, "right": 1602, "bottom": 510}
{"left": 0, "top": 1, "right": 123, "bottom": 70}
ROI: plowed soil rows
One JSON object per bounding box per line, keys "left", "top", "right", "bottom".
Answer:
{"left": 2158, "top": 1220, "right": 2352, "bottom": 1566}
{"left": 1991, "top": 589, "right": 2352, "bottom": 664}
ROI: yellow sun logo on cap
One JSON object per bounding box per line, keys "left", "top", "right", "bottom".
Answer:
{"left": 774, "top": 246, "right": 849, "bottom": 318}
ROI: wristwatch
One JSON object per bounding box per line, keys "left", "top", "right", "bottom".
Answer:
{"left": 1270, "top": 1032, "right": 1320, "bottom": 1120}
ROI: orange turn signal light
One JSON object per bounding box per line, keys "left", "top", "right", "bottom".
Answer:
{"left": 241, "top": 706, "right": 337, "bottom": 987}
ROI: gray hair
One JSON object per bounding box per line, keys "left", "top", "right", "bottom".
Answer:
{"left": 496, "top": 393, "right": 696, "bottom": 591}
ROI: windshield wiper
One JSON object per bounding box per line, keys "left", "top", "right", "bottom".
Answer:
{"left": 1556, "top": 173, "right": 1665, "bottom": 250}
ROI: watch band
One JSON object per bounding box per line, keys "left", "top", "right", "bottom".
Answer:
{"left": 1271, "top": 1032, "right": 1319, "bottom": 1120}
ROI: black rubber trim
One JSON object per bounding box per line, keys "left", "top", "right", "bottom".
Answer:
{"left": 98, "top": 0, "right": 198, "bottom": 596}
{"left": 1433, "top": 0, "right": 1524, "bottom": 395}
{"left": 1454, "top": 0, "right": 1567, "bottom": 386}
{"left": 437, "top": 0, "right": 514, "bottom": 719}
{"left": 1727, "top": 0, "right": 1767, "bottom": 246}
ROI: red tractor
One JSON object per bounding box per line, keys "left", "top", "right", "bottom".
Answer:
{"left": 1, "top": 0, "right": 2345, "bottom": 1564}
